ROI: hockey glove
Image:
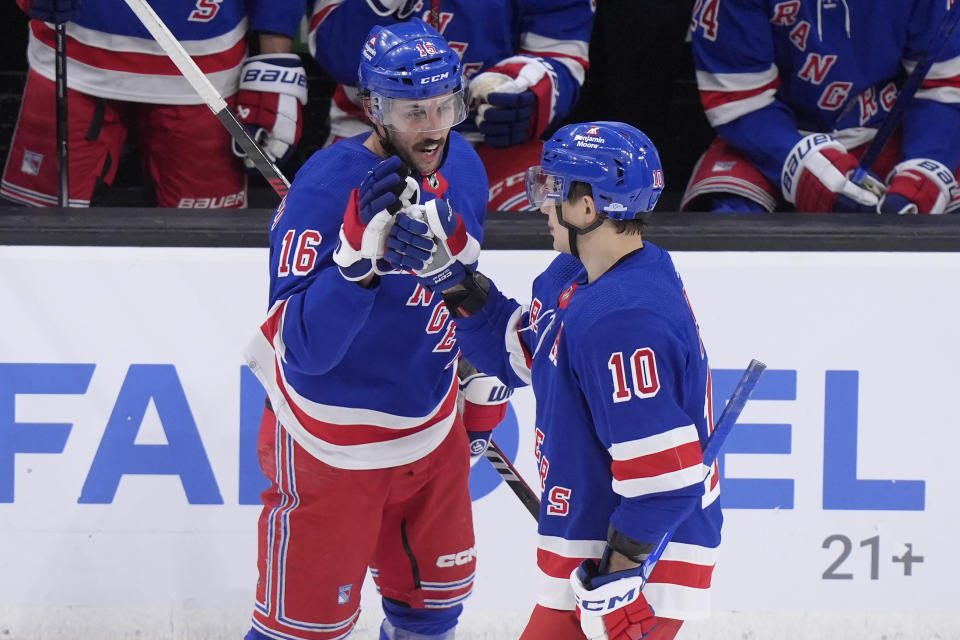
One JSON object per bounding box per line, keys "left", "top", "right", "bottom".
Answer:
{"left": 351, "top": 156, "right": 419, "bottom": 259}
{"left": 384, "top": 210, "right": 468, "bottom": 291}
{"left": 384, "top": 210, "right": 436, "bottom": 271}
{"left": 384, "top": 199, "right": 480, "bottom": 292}
{"left": 471, "top": 56, "right": 559, "bottom": 147}
{"left": 571, "top": 560, "right": 658, "bottom": 640}
{"left": 358, "top": 155, "right": 419, "bottom": 225}
{"left": 232, "top": 54, "right": 308, "bottom": 170}
{"left": 459, "top": 370, "right": 512, "bottom": 466}
{"left": 24, "top": 0, "right": 80, "bottom": 22}
{"left": 333, "top": 190, "right": 379, "bottom": 282}
{"left": 781, "top": 134, "right": 880, "bottom": 212}
{"left": 334, "top": 165, "right": 419, "bottom": 282}
{"left": 878, "top": 158, "right": 957, "bottom": 214}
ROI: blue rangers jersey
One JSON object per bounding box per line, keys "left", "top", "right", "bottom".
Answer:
{"left": 306, "top": 0, "right": 593, "bottom": 139}
{"left": 244, "top": 132, "right": 488, "bottom": 469}
{"left": 19, "top": 0, "right": 304, "bottom": 104}
{"left": 691, "top": 0, "right": 960, "bottom": 185}
{"left": 454, "top": 245, "right": 722, "bottom": 619}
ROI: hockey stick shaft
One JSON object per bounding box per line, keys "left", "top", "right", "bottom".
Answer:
{"left": 54, "top": 23, "right": 69, "bottom": 207}
{"left": 852, "top": 0, "right": 960, "bottom": 190}
{"left": 484, "top": 439, "right": 540, "bottom": 519}
{"left": 637, "top": 358, "right": 767, "bottom": 583}
{"left": 120, "top": 0, "right": 290, "bottom": 198}
{"left": 702, "top": 359, "right": 767, "bottom": 466}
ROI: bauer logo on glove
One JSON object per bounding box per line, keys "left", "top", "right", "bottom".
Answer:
{"left": 879, "top": 158, "right": 958, "bottom": 214}
{"left": 781, "top": 133, "right": 879, "bottom": 212}
{"left": 233, "top": 53, "right": 308, "bottom": 169}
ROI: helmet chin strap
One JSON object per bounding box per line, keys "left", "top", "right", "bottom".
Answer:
{"left": 374, "top": 123, "right": 400, "bottom": 161}
{"left": 555, "top": 200, "right": 605, "bottom": 259}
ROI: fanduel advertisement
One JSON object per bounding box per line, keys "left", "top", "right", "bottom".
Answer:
{"left": 1, "top": 247, "right": 957, "bottom": 639}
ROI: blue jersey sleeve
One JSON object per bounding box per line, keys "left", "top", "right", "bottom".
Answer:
{"left": 901, "top": 0, "right": 960, "bottom": 169}
{"left": 440, "top": 132, "right": 490, "bottom": 245}
{"left": 249, "top": 0, "right": 307, "bottom": 39}
{"left": 266, "top": 156, "right": 379, "bottom": 376}
{"left": 692, "top": 0, "right": 803, "bottom": 184}
{"left": 308, "top": 0, "right": 400, "bottom": 84}
{"left": 516, "top": 0, "right": 594, "bottom": 122}
{"left": 569, "top": 310, "right": 706, "bottom": 545}
{"left": 450, "top": 280, "right": 535, "bottom": 389}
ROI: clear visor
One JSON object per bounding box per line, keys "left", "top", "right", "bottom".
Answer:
{"left": 525, "top": 166, "right": 565, "bottom": 208}
{"left": 371, "top": 88, "right": 468, "bottom": 133}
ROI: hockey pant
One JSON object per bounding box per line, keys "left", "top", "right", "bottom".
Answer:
{"left": 1, "top": 69, "right": 246, "bottom": 208}
{"left": 249, "top": 405, "right": 476, "bottom": 640}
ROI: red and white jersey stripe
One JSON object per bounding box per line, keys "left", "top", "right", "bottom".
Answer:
{"left": 534, "top": 535, "right": 606, "bottom": 610}
{"left": 609, "top": 424, "right": 706, "bottom": 499}
{"left": 245, "top": 299, "right": 458, "bottom": 470}
{"left": 533, "top": 535, "right": 718, "bottom": 620}
{"left": 519, "top": 32, "right": 589, "bottom": 85}
{"left": 26, "top": 20, "right": 248, "bottom": 104}
{"left": 505, "top": 305, "right": 534, "bottom": 385}
{"left": 643, "top": 541, "right": 718, "bottom": 620}
{"left": 697, "top": 64, "right": 780, "bottom": 127}
{"left": 910, "top": 54, "right": 960, "bottom": 104}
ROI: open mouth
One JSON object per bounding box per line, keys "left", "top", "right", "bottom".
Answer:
{"left": 416, "top": 141, "right": 442, "bottom": 162}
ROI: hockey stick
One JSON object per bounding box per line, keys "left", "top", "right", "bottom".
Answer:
{"left": 488, "top": 359, "right": 767, "bottom": 528}
{"left": 120, "top": 0, "right": 290, "bottom": 198}
{"left": 484, "top": 438, "right": 540, "bottom": 519}
{"left": 851, "top": 0, "right": 960, "bottom": 195}
{"left": 54, "top": 23, "right": 69, "bottom": 207}
{"left": 634, "top": 358, "right": 767, "bottom": 585}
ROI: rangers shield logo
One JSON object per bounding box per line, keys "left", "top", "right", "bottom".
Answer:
{"left": 21, "top": 150, "right": 43, "bottom": 176}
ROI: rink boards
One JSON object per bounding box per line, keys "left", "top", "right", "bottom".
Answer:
{"left": 0, "top": 245, "right": 958, "bottom": 639}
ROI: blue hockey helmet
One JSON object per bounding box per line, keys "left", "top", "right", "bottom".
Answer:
{"left": 358, "top": 20, "right": 467, "bottom": 133}
{"left": 526, "top": 121, "right": 665, "bottom": 219}
{"left": 358, "top": 19, "right": 462, "bottom": 98}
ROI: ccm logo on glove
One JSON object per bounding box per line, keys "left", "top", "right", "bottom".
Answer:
{"left": 575, "top": 584, "right": 643, "bottom": 613}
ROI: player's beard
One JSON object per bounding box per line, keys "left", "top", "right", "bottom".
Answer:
{"left": 393, "top": 132, "right": 450, "bottom": 178}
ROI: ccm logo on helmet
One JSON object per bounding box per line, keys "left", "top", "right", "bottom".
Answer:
{"left": 421, "top": 72, "right": 451, "bottom": 84}
{"left": 436, "top": 547, "right": 477, "bottom": 567}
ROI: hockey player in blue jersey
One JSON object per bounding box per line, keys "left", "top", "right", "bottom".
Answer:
{"left": 4, "top": 0, "right": 307, "bottom": 208}
{"left": 243, "top": 20, "right": 511, "bottom": 640}
{"left": 681, "top": 0, "right": 960, "bottom": 214}
{"left": 306, "top": 0, "right": 594, "bottom": 211}
{"left": 383, "top": 122, "right": 722, "bottom": 639}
